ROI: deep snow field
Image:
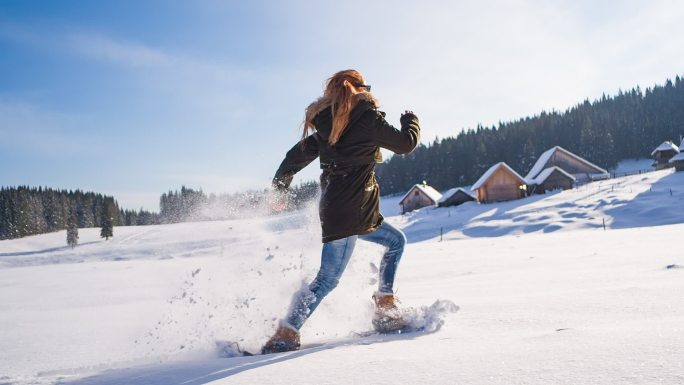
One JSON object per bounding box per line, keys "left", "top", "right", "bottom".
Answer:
{"left": 1, "top": 166, "right": 683, "bottom": 385}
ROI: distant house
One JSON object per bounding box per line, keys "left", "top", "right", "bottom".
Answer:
{"left": 668, "top": 139, "right": 684, "bottom": 172}
{"left": 527, "top": 166, "right": 576, "bottom": 194}
{"left": 525, "top": 146, "right": 609, "bottom": 184}
{"left": 399, "top": 182, "right": 442, "bottom": 214}
{"left": 471, "top": 162, "right": 527, "bottom": 203}
{"left": 651, "top": 141, "right": 679, "bottom": 170}
{"left": 437, "top": 188, "right": 476, "bottom": 207}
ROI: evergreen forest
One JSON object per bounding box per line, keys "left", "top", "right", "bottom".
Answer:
{"left": 0, "top": 187, "right": 141, "bottom": 240}
{"left": 376, "top": 75, "right": 684, "bottom": 194}
{"left": 0, "top": 183, "right": 318, "bottom": 240}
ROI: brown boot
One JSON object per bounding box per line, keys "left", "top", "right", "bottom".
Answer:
{"left": 261, "top": 322, "right": 301, "bottom": 354}
{"left": 372, "top": 292, "right": 409, "bottom": 333}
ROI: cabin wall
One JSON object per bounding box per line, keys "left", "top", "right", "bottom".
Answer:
{"left": 481, "top": 168, "right": 524, "bottom": 203}
{"left": 654, "top": 150, "right": 677, "bottom": 162}
{"left": 438, "top": 192, "right": 475, "bottom": 207}
{"left": 537, "top": 171, "right": 574, "bottom": 193}
{"left": 543, "top": 151, "right": 603, "bottom": 182}
{"left": 401, "top": 190, "right": 435, "bottom": 213}
{"left": 654, "top": 150, "right": 678, "bottom": 170}
{"left": 477, "top": 188, "right": 486, "bottom": 203}
{"left": 655, "top": 162, "right": 675, "bottom": 171}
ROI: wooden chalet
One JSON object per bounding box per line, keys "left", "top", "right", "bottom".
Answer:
{"left": 651, "top": 141, "right": 679, "bottom": 170}
{"left": 437, "top": 187, "right": 476, "bottom": 207}
{"left": 471, "top": 162, "right": 527, "bottom": 203}
{"left": 527, "top": 166, "right": 576, "bottom": 194}
{"left": 668, "top": 139, "right": 684, "bottom": 172}
{"left": 525, "top": 146, "right": 609, "bottom": 184}
{"left": 399, "top": 182, "right": 442, "bottom": 214}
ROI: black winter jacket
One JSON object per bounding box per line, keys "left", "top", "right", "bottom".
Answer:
{"left": 273, "top": 100, "right": 420, "bottom": 242}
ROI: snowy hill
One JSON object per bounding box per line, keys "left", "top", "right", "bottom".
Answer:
{"left": 393, "top": 166, "right": 684, "bottom": 242}
{"left": 1, "top": 169, "right": 683, "bottom": 385}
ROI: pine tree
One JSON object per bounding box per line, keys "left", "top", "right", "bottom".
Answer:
{"left": 100, "top": 199, "right": 114, "bottom": 240}
{"left": 66, "top": 206, "right": 79, "bottom": 248}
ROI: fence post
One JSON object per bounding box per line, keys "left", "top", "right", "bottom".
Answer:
{"left": 603, "top": 218, "right": 606, "bottom": 231}
{"left": 440, "top": 227, "right": 443, "bottom": 242}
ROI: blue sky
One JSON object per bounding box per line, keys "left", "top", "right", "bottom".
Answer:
{"left": 2, "top": 1, "right": 684, "bottom": 210}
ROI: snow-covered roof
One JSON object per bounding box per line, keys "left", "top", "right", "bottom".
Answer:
{"left": 525, "top": 148, "right": 556, "bottom": 180}
{"left": 437, "top": 187, "right": 475, "bottom": 204}
{"left": 399, "top": 183, "right": 443, "bottom": 204}
{"left": 669, "top": 152, "right": 684, "bottom": 163}
{"left": 527, "top": 166, "right": 576, "bottom": 185}
{"left": 670, "top": 139, "right": 684, "bottom": 162}
{"left": 651, "top": 141, "right": 679, "bottom": 156}
{"left": 525, "top": 146, "right": 608, "bottom": 180}
{"left": 471, "top": 162, "right": 526, "bottom": 191}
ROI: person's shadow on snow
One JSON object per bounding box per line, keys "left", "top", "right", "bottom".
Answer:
{"left": 56, "top": 332, "right": 427, "bottom": 385}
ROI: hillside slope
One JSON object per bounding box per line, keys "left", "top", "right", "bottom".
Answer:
{"left": 1, "top": 169, "right": 683, "bottom": 385}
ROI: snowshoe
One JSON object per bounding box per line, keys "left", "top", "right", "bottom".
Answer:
{"left": 261, "top": 322, "right": 301, "bottom": 354}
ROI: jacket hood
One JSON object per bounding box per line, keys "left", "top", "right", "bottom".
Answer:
{"left": 313, "top": 98, "right": 376, "bottom": 142}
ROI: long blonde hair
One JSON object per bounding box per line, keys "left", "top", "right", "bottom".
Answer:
{"left": 303, "top": 69, "right": 379, "bottom": 146}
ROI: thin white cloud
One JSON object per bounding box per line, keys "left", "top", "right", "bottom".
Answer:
{"left": 64, "top": 31, "right": 263, "bottom": 132}
{"left": 65, "top": 31, "right": 253, "bottom": 81}
{"left": 0, "top": 99, "right": 94, "bottom": 156}
{"left": 267, "top": 0, "right": 684, "bottom": 138}
{"left": 67, "top": 34, "right": 173, "bottom": 68}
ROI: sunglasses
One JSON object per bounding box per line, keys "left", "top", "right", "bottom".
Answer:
{"left": 357, "top": 84, "right": 371, "bottom": 91}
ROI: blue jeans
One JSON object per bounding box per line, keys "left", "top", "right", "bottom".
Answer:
{"left": 285, "top": 221, "right": 406, "bottom": 330}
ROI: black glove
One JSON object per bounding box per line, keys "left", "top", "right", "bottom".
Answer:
{"left": 400, "top": 110, "right": 418, "bottom": 126}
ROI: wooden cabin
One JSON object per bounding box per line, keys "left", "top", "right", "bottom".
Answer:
{"left": 651, "top": 141, "right": 679, "bottom": 170}
{"left": 471, "top": 162, "right": 527, "bottom": 203}
{"left": 525, "top": 146, "right": 609, "bottom": 184}
{"left": 669, "top": 140, "right": 684, "bottom": 172}
{"left": 528, "top": 166, "right": 576, "bottom": 194}
{"left": 399, "top": 182, "right": 442, "bottom": 214}
{"left": 437, "top": 188, "right": 476, "bottom": 207}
